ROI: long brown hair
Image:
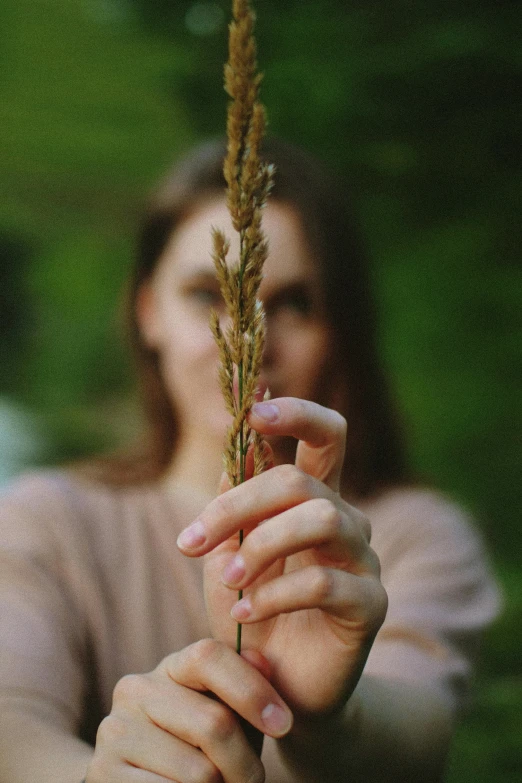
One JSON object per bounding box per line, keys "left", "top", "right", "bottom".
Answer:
{"left": 91, "top": 137, "right": 409, "bottom": 497}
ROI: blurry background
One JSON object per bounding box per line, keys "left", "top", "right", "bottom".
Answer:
{"left": 0, "top": 0, "right": 520, "bottom": 778}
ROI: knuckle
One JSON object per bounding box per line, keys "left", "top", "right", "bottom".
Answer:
{"left": 332, "top": 411, "right": 348, "bottom": 440}
{"left": 158, "top": 648, "right": 181, "bottom": 675}
{"left": 359, "top": 513, "right": 372, "bottom": 543}
{"left": 309, "top": 566, "right": 334, "bottom": 602}
{"left": 96, "top": 714, "right": 128, "bottom": 746}
{"left": 314, "top": 498, "right": 343, "bottom": 537}
{"left": 189, "top": 757, "right": 222, "bottom": 783}
{"left": 86, "top": 756, "right": 112, "bottom": 782}
{"left": 246, "top": 764, "right": 266, "bottom": 783}
{"left": 212, "top": 491, "right": 237, "bottom": 520}
{"left": 112, "top": 673, "right": 149, "bottom": 704}
{"left": 367, "top": 546, "right": 381, "bottom": 577}
{"left": 246, "top": 515, "right": 276, "bottom": 553}
{"left": 203, "top": 701, "right": 237, "bottom": 743}
{"left": 275, "top": 463, "right": 311, "bottom": 497}
{"left": 243, "top": 526, "right": 265, "bottom": 558}
{"left": 190, "top": 638, "right": 224, "bottom": 667}
{"left": 374, "top": 583, "right": 389, "bottom": 623}
{"left": 366, "top": 580, "right": 388, "bottom": 630}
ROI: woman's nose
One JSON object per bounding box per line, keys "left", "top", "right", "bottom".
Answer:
{"left": 261, "top": 316, "right": 278, "bottom": 368}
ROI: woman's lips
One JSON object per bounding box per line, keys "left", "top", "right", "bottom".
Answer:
{"left": 232, "top": 374, "right": 271, "bottom": 403}
{"left": 255, "top": 378, "right": 271, "bottom": 401}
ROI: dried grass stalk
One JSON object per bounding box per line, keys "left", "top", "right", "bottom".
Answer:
{"left": 210, "top": 0, "right": 274, "bottom": 654}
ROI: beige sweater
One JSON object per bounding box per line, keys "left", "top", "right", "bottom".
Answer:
{"left": 0, "top": 471, "right": 500, "bottom": 778}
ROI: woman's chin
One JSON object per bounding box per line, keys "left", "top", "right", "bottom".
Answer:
{"left": 266, "top": 434, "right": 297, "bottom": 466}
{"left": 207, "top": 412, "right": 234, "bottom": 441}
{"left": 205, "top": 419, "right": 295, "bottom": 467}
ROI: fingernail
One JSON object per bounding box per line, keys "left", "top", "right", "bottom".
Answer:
{"left": 217, "top": 471, "right": 229, "bottom": 494}
{"left": 261, "top": 703, "right": 293, "bottom": 736}
{"left": 251, "top": 402, "right": 280, "bottom": 422}
{"left": 177, "top": 520, "right": 206, "bottom": 550}
{"left": 230, "top": 596, "right": 252, "bottom": 621}
{"left": 222, "top": 554, "right": 246, "bottom": 586}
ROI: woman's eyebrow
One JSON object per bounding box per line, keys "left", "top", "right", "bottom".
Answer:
{"left": 263, "top": 279, "right": 316, "bottom": 305}
{"left": 180, "top": 267, "right": 219, "bottom": 282}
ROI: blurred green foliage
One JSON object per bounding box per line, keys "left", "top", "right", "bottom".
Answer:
{"left": 0, "top": 0, "right": 520, "bottom": 778}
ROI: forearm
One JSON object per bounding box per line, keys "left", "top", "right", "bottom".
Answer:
{"left": 274, "top": 675, "right": 454, "bottom": 783}
{"left": 0, "top": 708, "right": 92, "bottom": 783}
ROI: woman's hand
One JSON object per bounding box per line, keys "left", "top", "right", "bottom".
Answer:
{"left": 178, "top": 398, "right": 388, "bottom": 720}
{"left": 86, "top": 640, "right": 292, "bottom": 782}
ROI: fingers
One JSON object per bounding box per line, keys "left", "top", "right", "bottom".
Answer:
{"left": 221, "top": 498, "right": 374, "bottom": 589}
{"left": 178, "top": 464, "right": 372, "bottom": 565}
{"left": 162, "top": 639, "right": 292, "bottom": 738}
{"left": 177, "top": 397, "right": 348, "bottom": 556}
{"left": 126, "top": 678, "right": 260, "bottom": 782}
{"left": 240, "top": 648, "right": 272, "bottom": 681}
{"left": 89, "top": 641, "right": 290, "bottom": 783}
{"left": 229, "top": 567, "right": 388, "bottom": 633}
{"left": 248, "top": 397, "right": 347, "bottom": 491}
{"left": 178, "top": 463, "right": 349, "bottom": 556}
{"left": 217, "top": 440, "right": 275, "bottom": 495}
{"left": 88, "top": 751, "right": 177, "bottom": 783}
{"left": 93, "top": 706, "right": 222, "bottom": 783}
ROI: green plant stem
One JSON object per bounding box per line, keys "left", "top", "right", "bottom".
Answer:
{"left": 236, "top": 230, "right": 247, "bottom": 655}
{"left": 236, "top": 362, "right": 244, "bottom": 655}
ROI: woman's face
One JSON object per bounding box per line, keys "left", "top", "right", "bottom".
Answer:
{"left": 137, "top": 197, "right": 336, "bottom": 453}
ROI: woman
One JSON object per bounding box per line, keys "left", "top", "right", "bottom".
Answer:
{"left": 0, "top": 138, "right": 499, "bottom": 783}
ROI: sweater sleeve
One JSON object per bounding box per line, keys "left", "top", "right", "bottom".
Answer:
{"left": 364, "top": 489, "right": 501, "bottom": 712}
{"left": 0, "top": 473, "right": 88, "bottom": 733}
{"left": 262, "top": 489, "right": 501, "bottom": 782}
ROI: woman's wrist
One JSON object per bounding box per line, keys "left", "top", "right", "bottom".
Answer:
{"left": 276, "top": 693, "right": 362, "bottom": 780}
{"left": 279, "top": 675, "right": 452, "bottom": 783}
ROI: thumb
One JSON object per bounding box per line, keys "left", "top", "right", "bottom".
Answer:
{"left": 217, "top": 441, "right": 274, "bottom": 496}
{"left": 240, "top": 648, "right": 272, "bottom": 681}
{"left": 239, "top": 649, "right": 271, "bottom": 756}
{"left": 217, "top": 471, "right": 231, "bottom": 495}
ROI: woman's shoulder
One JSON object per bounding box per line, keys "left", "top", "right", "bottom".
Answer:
{"left": 363, "top": 483, "right": 477, "bottom": 529}
{"left": 360, "top": 484, "right": 490, "bottom": 569}
{"left": 0, "top": 467, "right": 131, "bottom": 518}
{"left": 0, "top": 469, "right": 76, "bottom": 545}
{"left": 0, "top": 468, "right": 166, "bottom": 554}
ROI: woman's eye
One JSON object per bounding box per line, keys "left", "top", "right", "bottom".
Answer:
{"left": 276, "top": 290, "right": 313, "bottom": 317}
{"left": 186, "top": 286, "right": 223, "bottom": 307}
